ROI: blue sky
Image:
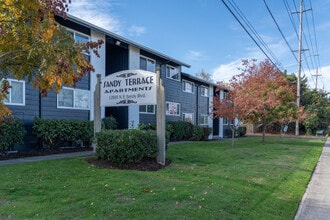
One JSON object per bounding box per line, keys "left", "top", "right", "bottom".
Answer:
{"left": 69, "top": 0, "right": 330, "bottom": 92}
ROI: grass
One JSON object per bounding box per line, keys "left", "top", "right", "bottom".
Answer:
{"left": 0, "top": 137, "right": 324, "bottom": 219}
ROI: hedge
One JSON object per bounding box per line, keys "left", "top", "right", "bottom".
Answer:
{"left": 0, "top": 116, "right": 26, "bottom": 154}
{"left": 138, "top": 123, "right": 170, "bottom": 146}
{"left": 167, "top": 121, "right": 194, "bottom": 141}
{"left": 224, "top": 126, "right": 247, "bottom": 138}
{"left": 95, "top": 129, "right": 157, "bottom": 165}
{"left": 33, "top": 118, "right": 93, "bottom": 149}
{"left": 102, "top": 116, "right": 117, "bottom": 130}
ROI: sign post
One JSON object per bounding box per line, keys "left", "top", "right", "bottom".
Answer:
{"left": 156, "top": 66, "right": 166, "bottom": 165}
{"left": 93, "top": 74, "right": 102, "bottom": 152}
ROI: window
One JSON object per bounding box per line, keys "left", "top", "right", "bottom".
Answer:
{"left": 67, "top": 29, "right": 90, "bottom": 55}
{"left": 139, "top": 105, "right": 155, "bottom": 114}
{"left": 182, "top": 81, "right": 194, "bottom": 93}
{"left": 183, "top": 113, "right": 194, "bottom": 124}
{"left": 74, "top": 33, "right": 89, "bottom": 44}
{"left": 223, "top": 91, "right": 228, "bottom": 100}
{"left": 201, "top": 86, "right": 208, "bottom": 97}
{"left": 199, "top": 114, "right": 208, "bottom": 125}
{"left": 166, "top": 102, "right": 180, "bottom": 116}
{"left": 223, "top": 118, "right": 229, "bottom": 125}
{"left": 68, "top": 30, "right": 89, "bottom": 44}
{"left": 166, "top": 65, "right": 180, "bottom": 81}
{"left": 58, "top": 87, "right": 90, "bottom": 110}
{"left": 3, "top": 79, "right": 25, "bottom": 105}
{"left": 140, "top": 56, "right": 156, "bottom": 72}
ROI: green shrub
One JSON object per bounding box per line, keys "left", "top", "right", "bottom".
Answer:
{"left": 167, "top": 121, "right": 193, "bottom": 141}
{"left": 203, "top": 127, "right": 212, "bottom": 140}
{"left": 33, "top": 118, "right": 93, "bottom": 149}
{"left": 238, "top": 126, "right": 247, "bottom": 137}
{"left": 224, "top": 126, "right": 246, "bottom": 138}
{"left": 0, "top": 116, "right": 26, "bottom": 154}
{"left": 138, "top": 123, "right": 170, "bottom": 146}
{"left": 192, "top": 125, "right": 204, "bottom": 141}
{"left": 102, "top": 116, "right": 117, "bottom": 130}
{"left": 138, "top": 123, "right": 156, "bottom": 130}
{"left": 95, "top": 129, "right": 157, "bottom": 165}
{"left": 223, "top": 128, "right": 232, "bottom": 138}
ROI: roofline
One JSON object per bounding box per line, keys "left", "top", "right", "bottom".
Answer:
{"left": 66, "top": 14, "right": 191, "bottom": 68}
{"left": 181, "top": 72, "right": 217, "bottom": 86}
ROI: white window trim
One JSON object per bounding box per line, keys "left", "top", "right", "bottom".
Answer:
{"left": 57, "top": 87, "right": 90, "bottom": 110}
{"left": 182, "top": 80, "right": 194, "bottom": 94}
{"left": 183, "top": 112, "right": 194, "bottom": 124}
{"left": 139, "top": 105, "right": 155, "bottom": 114}
{"left": 3, "top": 79, "right": 25, "bottom": 106}
{"left": 140, "top": 56, "right": 156, "bottom": 72}
{"left": 199, "top": 114, "right": 209, "bottom": 126}
{"left": 223, "top": 117, "right": 229, "bottom": 125}
{"left": 166, "top": 101, "right": 181, "bottom": 116}
{"left": 201, "top": 86, "right": 209, "bottom": 97}
{"left": 66, "top": 28, "right": 90, "bottom": 55}
{"left": 166, "top": 64, "right": 180, "bottom": 81}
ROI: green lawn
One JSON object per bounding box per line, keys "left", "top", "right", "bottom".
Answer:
{"left": 0, "top": 137, "right": 324, "bottom": 219}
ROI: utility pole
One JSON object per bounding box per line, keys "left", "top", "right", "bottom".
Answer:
{"left": 312, "top": 68, "right": 321, "bottom": 90}
{"left": 293, "top": 0, "right": 311, "bottom": 136}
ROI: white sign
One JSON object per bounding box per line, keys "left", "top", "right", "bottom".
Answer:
{"left": 101, "top": 70, "right": 157, "bottom": 107}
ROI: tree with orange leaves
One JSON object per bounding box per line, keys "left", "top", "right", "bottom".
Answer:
{"left": 213, "top": 83, "right": 238, "bottom": 147}
{"left": 0, "top": 0, "right": 103, "bottom": 119}
{"left": 214, "top": 59, "right": 299, "bottom": 143}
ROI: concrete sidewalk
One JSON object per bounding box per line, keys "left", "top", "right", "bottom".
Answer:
{"left": 0, "top": 151, "right": 93, "bottom": 166}
{"left": 295, "top": 137, "right": 330, "bottom": 220}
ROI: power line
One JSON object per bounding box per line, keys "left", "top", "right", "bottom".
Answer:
{"left": 220, "top": 0, "right": 281, "bottom": 68}
{"left": 263, "top": 0, "right": 297, "bottom": 62}
{"left": 287, "top": 0, "right": 317, "bottom": 89}
{"left": 221, "top": 0, "right": 324, "bottom": 91}
{"left": 307, "top": 0, "right": 322, "bottom": 89}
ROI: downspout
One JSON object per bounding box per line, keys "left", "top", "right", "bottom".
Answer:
{"left": 195, "top": 84, "right": 199, "bottom": 125}
{"left": 39, "top": 89, "right": 42, "bottom": 118}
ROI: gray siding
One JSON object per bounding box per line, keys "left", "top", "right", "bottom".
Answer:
{"left": 139, "top": 65, "right": 212, "bottom": 126}
{"left": 140, "top": 113, "right": 156, "bottom": 124}
{"left": 8, "top": 82, "right": 39, "bottom": 125}
{"left": 41, "top": 72, "right": 90, "bottom": 120}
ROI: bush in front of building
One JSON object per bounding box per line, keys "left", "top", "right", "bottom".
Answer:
{"left": 139, "top": 122, "right": 212, "bottom": 142}
{"left": 95, "top": 129, "right": 157, "bottom": 165}
{"left": 192, "top": 125, "right": 204, "bottom": 141}
{"left": 0, "top": 116, "right": 26, "bottom": 154}
{"left": 238, "top": 126, "right": 247, "bottom": 137}
{"left": 192, "top": 126, "right": 213, "bottom": 141}
{"left": 224, "top": 126, "right": 247, "bottom": 138}
{"left": 138, "top": 123, "right": 170, "bottom": 146}
{"left": 167, "top": 121, "right": 194, "bottom": 141}
{"left": 101, "top": 116, "right": 117, "bottom": 130}
{"left": 33, "top": 118, "right": 93, "bottom": 149}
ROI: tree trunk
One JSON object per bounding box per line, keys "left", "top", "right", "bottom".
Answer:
{"left": 262, "top": 125, "right": 266, "bottom": 144}
{"left": 231, "top": 128, "right": 235, "bottom": 147}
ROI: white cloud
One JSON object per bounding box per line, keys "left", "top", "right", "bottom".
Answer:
{"left": 317, "top": 65, "right": 330, "bottom": 92}
{"left": 213, "top": 60, "right": 330, "bottom": 93}
{"left": 185, "top": 50, "right": 205, "bottom": 61}
{"left": 128, "top": 25, "right": 146, "bottom": 37}
{"left": 69, "top": 0, "right": 122, "bottom": 34}
{"left": 212, "top": 59, "right": 242, "bottom": 83}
